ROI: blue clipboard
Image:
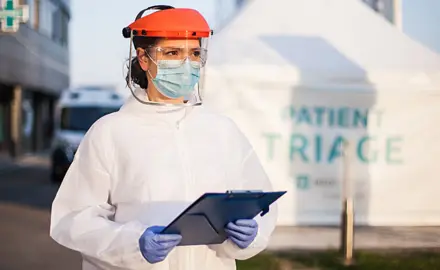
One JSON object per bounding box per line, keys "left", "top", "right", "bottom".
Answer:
{"left": 160, "top": 190, "right": 287, "bottom": 246}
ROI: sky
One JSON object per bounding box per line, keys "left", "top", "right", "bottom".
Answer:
{"left": 403, "top": 0, "right": 440, "bottom": 54}
{"left": 69, "top": 0, "right": 440, "bottom": 92}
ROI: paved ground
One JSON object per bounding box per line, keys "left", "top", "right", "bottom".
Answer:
{"left": 0, "top": 162, "right": 81, "bottom": 270}
{"left": 0, "top": 156, "right": 20, "bottom": 175}
{"left": 1, "top": 156, "right": 440, "bottom": 270}
{"left": 0, "top": 152, "right": 49, "bottom": 175}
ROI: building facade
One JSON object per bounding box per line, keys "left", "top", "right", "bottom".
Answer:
{"left": 0, "top": 0, "right": 70, "bottom": 158}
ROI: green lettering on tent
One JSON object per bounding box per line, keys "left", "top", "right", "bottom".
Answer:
{"left": 353, "top": 109, "right": 368, "bottom": 128}
{"left": 315, "top": 135, "right": 322, "bottom": 162}
{"left": 290, "top": 134, "right": 309, "bottom": 162}
{"left": 296, "top": 174, "right": 310, "bottom": 190}
{"left": 328, "top": 136, "right": 345, "bottom": 163}
{"left": 337, "top": 107, "right": 350, "bottom": 128}
{"left": 297, "top": 107, "right": 312, "bottom": 125}
{"left": 262, "top": 132, "right": 281, "bottom": 161}
{"left": 357, "top": 136, "right": 377, "bottom": 163}
{"left": 314, "top": 107, "right": 326, "bottom": 126}
{"left": 386, "top": 137, "right": 404, "bottom": 164}
{"left": 328, "top": 107, "right": 336, "bottom": 127}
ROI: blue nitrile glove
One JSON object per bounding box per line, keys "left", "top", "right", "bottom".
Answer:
{"left": 139, "top": 226, "right": 182, "bottom": 264}
{"left": 224, "top": 219, "right": 258, "bottom": 249}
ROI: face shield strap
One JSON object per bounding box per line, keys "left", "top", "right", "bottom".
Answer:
{"left": 135, "top": 5, "right": 174, "bottom": 20}
{"left": 127, "top": 32, "right": 203, "bottom": 107}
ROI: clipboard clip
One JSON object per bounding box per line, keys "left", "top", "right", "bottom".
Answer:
{"left": 260, "top": 206, "right": 270, "bottom": 217}
{"left": 226, "top": 190, "right": 264, "bottom": 199}
{"left": 226, "top": 190, "right": 269, "bottom": 216}
{"left": 226, "top": 190, "right": 263, "bottom": 194}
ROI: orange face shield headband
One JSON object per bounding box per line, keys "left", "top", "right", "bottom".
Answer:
{"left": 122, "top": 6, "right": 213, "bottom": 39}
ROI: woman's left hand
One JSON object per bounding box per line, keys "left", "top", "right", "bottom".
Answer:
{"left": 225, "top": 219, "right": 258, "bottom": 249}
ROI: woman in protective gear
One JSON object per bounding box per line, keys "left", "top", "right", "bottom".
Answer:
{"left": 50, "top": 5, "right": 278, "bottom": 270}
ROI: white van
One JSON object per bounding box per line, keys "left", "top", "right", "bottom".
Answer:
{"left": 50, "top": 86, "right": 125, "bottom": 183}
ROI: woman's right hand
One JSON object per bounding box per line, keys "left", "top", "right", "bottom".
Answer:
{"left": 139, "top": 226, "right": 182, "bottom": 264}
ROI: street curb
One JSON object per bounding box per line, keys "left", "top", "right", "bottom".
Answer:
{"left": 0, "top": 151, "right": 49, "bottom": 176}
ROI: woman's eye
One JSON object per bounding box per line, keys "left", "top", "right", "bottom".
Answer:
{"left": 193, "top": 51, "right": 201, "bottom": 57}
{"left": 165, "top": 51, "right": 178, "bottom": 56}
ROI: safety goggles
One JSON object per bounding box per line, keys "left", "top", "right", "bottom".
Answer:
{"left": 145, "top": 46, "right": 208, "bottom": 68}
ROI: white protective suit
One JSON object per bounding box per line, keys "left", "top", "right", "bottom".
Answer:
{"left": 50, "top": 90, "right": 278, "bottom": 270}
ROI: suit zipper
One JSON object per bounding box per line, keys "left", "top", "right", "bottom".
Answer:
{"left": 175, "top": 121, "right": 193, "bottom": 197}
{"left": 174, "top": 120, "right": 194, "bottom": 269}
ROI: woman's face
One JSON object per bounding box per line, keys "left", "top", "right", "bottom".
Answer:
{"left": 137, "top": 38, "right": 201, "bottom": 81}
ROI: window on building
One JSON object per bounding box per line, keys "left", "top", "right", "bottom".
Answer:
{"left": 52, "top": 8, "right": 61, "bottom": 42}
{"left": 38, "top": 0, "right": 56, "bottom": 37}
{"left": 29, "top": 0, "right": 69, "bottom": 46}
{"left": 26, "top": 0, "right": 33, "bottom": 27}
{"left": 51, "top": 7, "right": 69, "bottom": 47}
{"left": 25, "top": 0, "right": 37, "bottom": 28}
{"left": 19, "top": 0, "right": 69, "bottom": 46}
{"left": 60, "top": 11, "right": 69, "bottom": 46}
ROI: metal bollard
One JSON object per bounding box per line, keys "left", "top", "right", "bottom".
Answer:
{"left": 340, "top": 141, "right": 355, "bottom": 266}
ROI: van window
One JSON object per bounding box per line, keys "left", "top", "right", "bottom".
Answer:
{"left": 60, "top": 106, "right": 119, "bottom": 132}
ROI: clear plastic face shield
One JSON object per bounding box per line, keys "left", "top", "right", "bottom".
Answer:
{"left": 126, "top": 32, "right": 210, "bottom": 107}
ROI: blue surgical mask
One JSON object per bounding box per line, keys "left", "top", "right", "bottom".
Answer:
{"left": 151, "top": 60, "right": 200, "bottom": 99}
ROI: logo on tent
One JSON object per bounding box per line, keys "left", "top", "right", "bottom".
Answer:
{"left": 296, "top": 174, "right": 310, "bottom": 190}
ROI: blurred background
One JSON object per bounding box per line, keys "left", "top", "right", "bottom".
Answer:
{"left": 0, "top": 0, "right": 439, "bottom": 269}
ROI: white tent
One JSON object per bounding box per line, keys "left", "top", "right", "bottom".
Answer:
{"left": 203, "top": 0, "right": 440, "bottom": 226}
